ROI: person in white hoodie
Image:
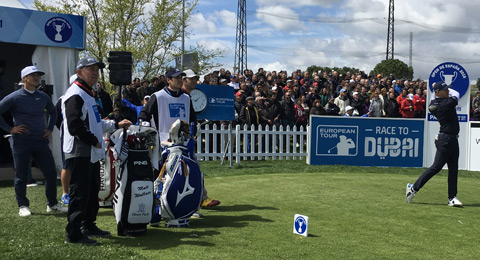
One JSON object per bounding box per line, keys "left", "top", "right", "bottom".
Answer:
{"left": 62, "top": 57, "right": 131, "bottom": 245}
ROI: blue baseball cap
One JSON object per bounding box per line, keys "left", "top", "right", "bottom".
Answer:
{"left": 433, "top": 81, "right": 449, "bottom": 91}
{"left": 165, "top": 68, "right": 186, "bottom": 78}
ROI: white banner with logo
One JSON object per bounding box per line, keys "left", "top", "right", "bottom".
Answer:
{"left": 425, "top": 62, "right": 470, "bottom": 170}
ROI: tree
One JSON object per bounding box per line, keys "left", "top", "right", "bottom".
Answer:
{"left": 306, "top": 65, "right": 360, "bottom": 78}
{"left": 370, "top": 59, "right": 413, "bottom": 80}
{"left": 34, "top": 0, "right": 224, "bottom": 86}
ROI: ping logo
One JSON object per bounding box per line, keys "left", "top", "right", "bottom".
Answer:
{"left": 133, "top": 161, "right": 148, "bottom": 166}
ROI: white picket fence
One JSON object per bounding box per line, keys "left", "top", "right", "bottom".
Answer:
{"left": 196, "top": 123, "right": 308, "bottom": 163}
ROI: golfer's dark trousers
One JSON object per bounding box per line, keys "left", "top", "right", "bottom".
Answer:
{"left": 413, "top": 133, "right": 459, "bottom": 199}
{"left": 65, "top": 157, "right": 100, "bottom": 242}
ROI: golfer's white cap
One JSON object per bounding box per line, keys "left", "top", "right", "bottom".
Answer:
{"left": 21, "top": 65, "right": 45, "bottom": 78}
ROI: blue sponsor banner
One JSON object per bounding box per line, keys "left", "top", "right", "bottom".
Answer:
{"left": 308, "top": 116, "right": 424, "bottom": 167}
{"left": 0, "top": 6, "right": 85, "bottom": 49}
{"left": 428, "top": 62, "right": 469, "bottom": 99}
{"left": 196, "top": 84, "right": 235, "bottom": 121}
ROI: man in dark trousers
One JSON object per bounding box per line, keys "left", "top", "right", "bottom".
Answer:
{"left": 0, "top": 66, "right": 67, "bottom": 217}
{"left": 63, "top": 57, "right": 131, "bottom": 245}
{"left": 406, "top": 82, "right": 462, "bottom": 207}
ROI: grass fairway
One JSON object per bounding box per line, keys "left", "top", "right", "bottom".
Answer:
{"left": 1, "top": 160, "right": 480, "bottom": 259}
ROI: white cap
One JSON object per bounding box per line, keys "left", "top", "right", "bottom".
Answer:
{"left": 69, "top": 74, "right": 77, "bottom": 85}
{"left": 353, "top": 92, "right": 359, "bottom": 96}
{"left": 346, "top": 105, "right": 354, "bottom": 111}
{"left": 220, "top": 78, "right": 227, "bottom": 83}
{"left": 183, "top": 69, "right": 199, "bottom": 78}
{"left": 21, "top": 65, "right": 45, "bottom": 78}
{"left": 144, "top": 95, "right": 151, "bottom": 100}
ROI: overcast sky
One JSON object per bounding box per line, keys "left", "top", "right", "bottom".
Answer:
{"left": 19, "top": 0, "right": 480, "bottom": 81}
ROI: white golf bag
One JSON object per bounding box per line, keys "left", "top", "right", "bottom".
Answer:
{"left": 110, "top": 125, "right": 159, "bottom": 236}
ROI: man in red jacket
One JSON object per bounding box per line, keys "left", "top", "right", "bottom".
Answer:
{"left": 413, "top": 88, "right": 426, "bottom": 118}
{"left": 401, "top": 94, "right": 414, "bottom": 118}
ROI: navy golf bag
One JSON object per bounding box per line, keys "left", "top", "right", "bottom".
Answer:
{"left": 151, "top": 119, "right": 203, "bottom": 227}
{"left": 111, "top": 125, "right": 159, "bottom": 236}
{"left": 154, "top": 143, "right": 203, "bottom": 226}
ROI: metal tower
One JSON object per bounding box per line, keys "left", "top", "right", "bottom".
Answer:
{"left": 386, "top": 0, "right": 394, "bottom": 60}
{"left": 234, "top": 0, "right": 247, "bottom": 75}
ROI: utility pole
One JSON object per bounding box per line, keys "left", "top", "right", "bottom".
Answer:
{"left": 386, "top": 0, "right": 394, "bottom": 60}
{"left": 234, "top": 0, "right": 247, "bottom": 75}
{"left": 181, "top": 0, "right": 185, "bottom": 70}
{"left": 409, "top": 32, "right": 413, "bottom": 67}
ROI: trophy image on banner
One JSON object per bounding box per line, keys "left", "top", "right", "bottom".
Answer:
{"left": 53, "top": 22, "right": 65, "bottom": 41}
{"left": 440, "top": 71, "right": 457, "bottom": 85}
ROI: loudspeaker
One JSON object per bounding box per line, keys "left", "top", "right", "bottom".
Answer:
{"left": 108, "top": 51, "right": 132, "bottom": 86}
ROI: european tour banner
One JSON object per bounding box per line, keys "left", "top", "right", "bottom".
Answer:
{"left": 307, "top": 116, "right": 425, "bottom": 167}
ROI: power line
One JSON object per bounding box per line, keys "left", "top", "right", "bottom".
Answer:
{"left": 248, "top": 45, "right": 480, "bottom": 64}
{"left": 248, "top": 11, "right": 480, "bottom": 34}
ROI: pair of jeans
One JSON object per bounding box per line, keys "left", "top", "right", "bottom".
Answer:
{"left": 12, "top": 137, "right": 58, "bottom": 207}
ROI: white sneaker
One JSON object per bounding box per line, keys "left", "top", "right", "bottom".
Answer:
{"left": 406, "top": 183, "right": 416, "bottom": 203}
{"left": 19, "top": 206, "right": 31, "bottom": 217}
{"left": 47, "top": 203, "right": 68, "bottom": 213}
{"left": 448, "top": 197, "right": 463, "bottom": 207}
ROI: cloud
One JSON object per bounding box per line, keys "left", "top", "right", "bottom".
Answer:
{"left": 255, "top": 6, "right": 305, "bottom": 32}
{"left": 213, "top": 9, "right": 237, "bottom": 28}
{"left": 255, "top": 0, "right": 340, "bottom": 8}
{"left": 189, "top": 13, "right": 216, "bottom": 33}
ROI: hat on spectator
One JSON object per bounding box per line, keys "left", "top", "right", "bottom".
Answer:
{"left": 346, "top": 106, "right": 354, "bottom": 111}
{"left": 235, "top": 91, "right": 243, "bottom": 96}
{"left": 219, "top": 78, "right": 227, "bottom": 83}
{"left": 246, "top": 96, "right": 254, "bottom": 101}
{"left": 21, "top": 65, "right": 45, "bottom": 78}
{"left": 144, "top": 95, "right": 151, "bottom": 100}
{"left": 377, "top": 74, "right": 382, "bottom": 78}
{"left": 349, "top": 79, "right": 355, "bottom": 83}
{"left": 313, "top": 82, "right": 318, "bottom": 86}
{"left": 340, "top": 89, "right": 346, "bottom": 93}
{"left": 272, "top": 86, "right": 278, "bottom": 91}
{"left": 408, "top": 94, "right": 414, "bottom": 100}
{"left": 392, "top": 80, "right": 397, "bottom": 84}
{"left": 353, "top": 91, "right": 359, "bottom": 95}
{"left": 286, "top": 79, "right": 293, "bottom": 83}
{"left": 165, "top": 68, "right": 185, "bottom": 78}
{"left": 76, "top": 57, "right": 105, "bottom": 70}
{"left": 283, "top": 86, "right": 290, "bottom": 91}
{"left": 433, "top": 81, "right": 449, "bottom": 91}
{"left": 183, "top": 69, "right": 199, "bottom": 78}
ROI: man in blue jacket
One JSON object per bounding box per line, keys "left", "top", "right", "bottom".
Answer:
{"left": 0, "top": 65, "right": 67, "bottom": 217}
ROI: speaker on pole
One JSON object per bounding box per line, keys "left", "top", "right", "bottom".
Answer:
{"left": 108, "top": 51, "right": 132, "bottom": 86}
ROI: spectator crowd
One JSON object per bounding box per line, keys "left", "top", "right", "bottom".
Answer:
{"left": 103, "top": 67, "right": 440, "bottom": 132}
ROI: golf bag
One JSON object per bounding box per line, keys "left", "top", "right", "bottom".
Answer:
{"left": 155, "top": 143, "right": 204, "bottom": 223}
{"left": 111, "top": 125, "right": 159, "bottom": 236}
{"left": 98, "top": 145, "right": 119, "bottom": 206}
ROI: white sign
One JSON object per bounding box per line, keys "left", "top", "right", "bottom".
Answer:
{"left": 293, "top": 214, "right": 309, "bottom": 237}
